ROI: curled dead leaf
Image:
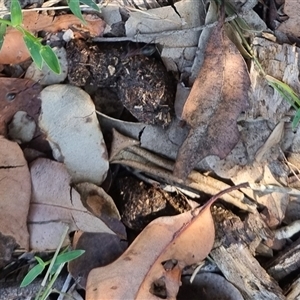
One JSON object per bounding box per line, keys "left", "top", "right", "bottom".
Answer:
{"left": 86, "top": 201, "right": 215, "bottom": 300}
{"left": 74, "top": 182, "right": 126, "bottom": 238}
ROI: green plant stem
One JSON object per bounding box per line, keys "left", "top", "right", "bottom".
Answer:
{"left": 230, "top": 19, "right": 267, "bottom": 76}
{"left": 0, "top": 19, "right": 12, "bottom": 26}
{"left": 266, "top": 75, "right": 300, "bottom": 108}
{"left": 35, "top": 224, "right": 69, "bottom": 300}
{"left": 39, "top": 263, "right": 66, "bottom": 300}
{"left": 41, "top": 225, "right": 69, "bottom": 286}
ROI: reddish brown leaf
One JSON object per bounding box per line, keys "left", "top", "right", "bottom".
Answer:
{"left": 0, "top": 78, "right": 41, "bottom": 136}
{"left": 173, "top": 10, "right": 250, "bottom": 180}
{"left": 0, "top": 30, "right": 30, "bottom": 65}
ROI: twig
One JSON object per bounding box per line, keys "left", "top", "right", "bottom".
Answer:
{"left": 249, "top": 183, "right": 300, "bottom": 196}
{"left": 92, "top": 14, "right": 242, "bottom": 43}
{"left": 275, "top": 220, "right": 300, "bottom": 240}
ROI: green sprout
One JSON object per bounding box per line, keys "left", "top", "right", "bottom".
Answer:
{"left": 20, "top": 225, "right": 85, "bottom": 300}
{"left": 0, "top": 0, "right": 99, "bottom": 74}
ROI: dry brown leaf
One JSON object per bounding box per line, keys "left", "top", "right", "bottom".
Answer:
{"left": 0, "top": 78, "right": 42, "bottom": 136}
{"left": 0, "top": 30, "right": 29, "bottom": 65}
{"left": 28, "top": 158, "right": 116, "bottom": 251}
{"left": 173, "top": 7, "right": 250, "bottom": 180}
{"left": 0, "top": 12, "right": 106, "bottom": 64}
{"left": 75, "top": 182, "right": 120, "bottom": 220}
{"left": 86, "top": 195, "right": 219, "bottom": 299}
{"left": 0, "top": 136, "right": 31, "bottom": 267}
{"left": 69, "top": 231, "right": 128, "bottom": 289}
{"left": 74, "top": 182, "right": 126, "bottom": 238}
{"left": 42, "top": 14, "right": 106, "bottom": 37}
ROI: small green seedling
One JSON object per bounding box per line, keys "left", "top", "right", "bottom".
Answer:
{"left": 20, "top": 225, "right": 85, "bottom": 300}
{"left": 0, "top": 0, "right": 99, "bottom": 74}
{"left": 20, "top": 249, "right": 85, "bottom": 288}
{"left": 0, "top": 0, "right": 61, "bottom": 73}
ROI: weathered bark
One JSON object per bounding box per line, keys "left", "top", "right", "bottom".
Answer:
{"left": 265, "top": 237, "right": 300, "bottom": 281}
{"left": 249, "top": 37, "right": 300, "bottom": 123}
{"left": 210, "top": 206, "right": 285, "bottom": 300}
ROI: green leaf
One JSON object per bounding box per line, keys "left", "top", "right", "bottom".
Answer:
{"left": 10, "top": 0, "right": 23, "bottom": 26}
{"left": 266, "top": 75, "right": 300, "bottom": 108}
{"left": 56, "top": 250, "right": 85, "bottom": 265}
{"left": 292, "top": 109, "right": 300, "bottom": 130}
{"left": 80, "top": 0, "right": 99, "bottom": 11}
{"left": 266, "top": 75, "right": 300, "bottom": 129}
{"left": 35, "top": 256, "right": 46, "bottom": 267}
{"left": 20, "top": 263, "right": 45, "bottom": 287}
{"left": 51, "top": 250, "right": 85, "bottom": 275}
{"left": 67, "top": 0, "right": 85, "bottom": 23}
{"left": 23, "top": 35, "right": 43, "bottom": 69}
{"left": 40, "top": 45, "right": 61, "bottom": 74}
{"left": 0, "top": 23, "right": 7, "bottom": 50}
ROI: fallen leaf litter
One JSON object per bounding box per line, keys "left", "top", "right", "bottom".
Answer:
{"left": 1, "top": 0, "right": 300, "bottom": 299}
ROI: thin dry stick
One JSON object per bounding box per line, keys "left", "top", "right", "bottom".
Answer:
{"left": 275, "top": 220, "right": 300, "bottom": 240}
{"left": 249, "top": 183, "right": 300, "bottom": 196}
{"left": 93, "top": 14, "right": 242, "bottom": 43}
